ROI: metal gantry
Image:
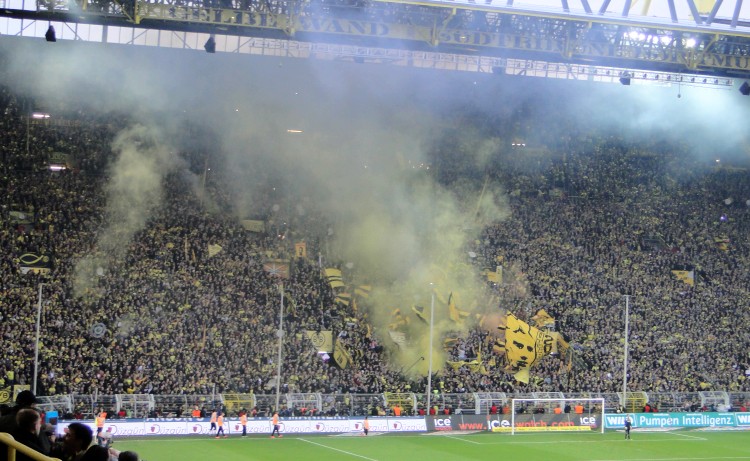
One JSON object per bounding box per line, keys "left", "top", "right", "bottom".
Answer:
{"left": 1, "top": 0, "right": 749, "bottom": 78}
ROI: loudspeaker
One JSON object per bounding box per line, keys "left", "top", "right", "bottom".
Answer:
{"left": 45, "top": 26, "right": 56, "bottom": 42}
{"left": 204, "top": 37, "right": 216, "bottom": 54}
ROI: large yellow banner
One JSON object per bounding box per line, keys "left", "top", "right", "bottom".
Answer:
{"left": 496, "top": 313, "right": 556, "bottom": 383}
{"left": 305, "top": 330, "right": 333, "bottom": 353}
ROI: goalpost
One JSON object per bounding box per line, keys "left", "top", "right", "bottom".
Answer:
{"left": 500, "top": 398, "right": 605, "bottom": 435}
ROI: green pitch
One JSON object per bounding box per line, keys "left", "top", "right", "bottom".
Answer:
{"left": 114, "top": 430, "right": 750, "bottom": 461}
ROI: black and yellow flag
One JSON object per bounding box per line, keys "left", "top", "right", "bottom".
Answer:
{"left": 306, "top": 331, "right": 333, "bottom": 353}
{"left": 333, "top": 340, "right": 353, "bottom": 369}
{"left": 412, "top": 305, "right": 428, "bottom": 324}
{"left": 294, "top": 242, "right": 307, "bottom": 259}
{"left": 354, "top": 285, "right": 371, "bottom": 298}
{"left": 325, "top": 268, "right": 346, "bottom": 288}
{"left": 443, "top": 337, "right": 459, "bottom": 350}
{"left": 284, "top": 291, "right": 297, "bottom": 314}
{"left": 388, "top": 308, "right": 410, "bottom": 330}
{"left": 0, "top": 387, "right": 11, "bottom": 404}
{"left": 207, "top": 243, "right": 223, "bottom": 258}
{"left": 448, "top": 293, "right": 470, "bottom": 324}
{"left": 672, "top": 270, "right": 695, "bottom": 286}
{"left": 714, "top": 236, "right": 730, "bottom": 251}
{"left": 494, "top": 313, "right": 557, "bottom": 383}
{"left": 16, "top": 253, "right": 52, "bottom": 274}
{"left": 447, "top": 349, "right": 487, "bottom": 375}
{"left": 335, "top": 292, "right": 352, "bottom": 306}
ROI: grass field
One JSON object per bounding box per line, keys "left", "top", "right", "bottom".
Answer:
{"left": 112, "top": 430, "right": 750, "bottom": 461}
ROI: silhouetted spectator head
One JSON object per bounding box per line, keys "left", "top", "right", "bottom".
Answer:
{"left": 15, "top": 390, "right": 39, "bottom": 407}
{"left": 80, "top": 445, "right": 109, "bottom": 461}
{"left": 16, "top": 408, "right": 42, "bottom": 435}
{"left": 118, "top": 450, "right": 139, "bottom": 461}
{"left": 64, "top": 422, "right": 94, "bottom": 457}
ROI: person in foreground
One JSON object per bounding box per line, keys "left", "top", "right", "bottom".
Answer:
{"left": 49, "top": 422, "right": 93, "bottom": 461}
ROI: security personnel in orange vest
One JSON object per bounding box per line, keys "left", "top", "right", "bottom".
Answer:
{"left": 191, "top": 406, "right": 202, "bottom": 418}
{"left": 392, "top": 404, "right": 402, "bottom": 416}
{"left": 240, "top": 410, "right": 248, "bottom": 437}
{"left": 554, "top": 405, "right": 563, "bottom": 414}
{"left": 215, "top": 412, "right": 227, "bottom": 438}
{"left": 210, "top": 410, "right": 218, "bottom": 432}
{"left": 271, "top": 412, "right": 281, "bottom": 438}
{"left": 574, "top": 403, "right": 584, "bottom": 414}
{"left": 95, "top": 409, "right": 107, "bottom": 445}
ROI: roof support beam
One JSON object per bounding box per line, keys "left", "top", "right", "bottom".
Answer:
{"left": 686, "top": 0, "right": 704, "bottom": 24}
{"left": 705, "top": 0, "right": 724, "bottom": 25}
{"left": 621, "top": 0, "right": 632, "bottom": 17}
{"left": 731, "top": 0, "right": 743, "bottom": 28}
{"left": 668, "top": 0, "right": 678, "bottom": 23}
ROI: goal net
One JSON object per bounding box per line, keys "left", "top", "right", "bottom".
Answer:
{"left": 490, "top": 398, "right": 604, "bottom": 435}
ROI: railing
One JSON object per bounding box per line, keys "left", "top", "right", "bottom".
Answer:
{"left": 383, "top": 392, "right": 417, "bottom": 414}
{"left": 30, "top": 391, "right": 750, "bottom": 419}
{"left": 0, "top": 433, "right": 61, "bottom": 461}
{"left": 473, "top": 392, "right": 507, "bottom": 414}
{"left": 117, "top": 394, "right": 155, "bottom": 419}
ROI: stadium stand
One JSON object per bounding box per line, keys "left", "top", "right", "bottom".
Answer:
{"left": 1, "top": 75, "right": 749, "bottom": 422}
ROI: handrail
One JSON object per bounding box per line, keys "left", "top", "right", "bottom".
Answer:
{"left": 0, "top": 433, "right": 61, "bottom": 461}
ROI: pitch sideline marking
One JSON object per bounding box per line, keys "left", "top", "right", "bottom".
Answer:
{"left": 588, "top": 457, "right": 750, "bottom": 461}
{"left": 443, "top": 434, "right": 482, "bottom": 445}
{"left": 479, "top": 438, "right": 707, "bottom": 445}
{"left": 299, "top": 437, "right": 379, "bottom": 461}
{"left": 667, "top": 432, "right": 707, "bottom": 440}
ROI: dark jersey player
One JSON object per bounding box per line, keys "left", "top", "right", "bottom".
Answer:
{"left": 625, "top": 415, "right": 632, "bottom": 439}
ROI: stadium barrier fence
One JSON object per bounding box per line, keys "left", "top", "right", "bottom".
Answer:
{"left": 29, "top": 390, "right": 749, "bottom": 419}
{"left": 0, "top": 433, "right": 61, "bottom": 461}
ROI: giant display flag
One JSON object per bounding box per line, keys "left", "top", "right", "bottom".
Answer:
{"left": 493, "top": 312, "right": 563, "bottom": 383}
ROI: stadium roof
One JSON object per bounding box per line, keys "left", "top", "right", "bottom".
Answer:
{"left": 1, "top": 0, "right": 750, "bottom": 80}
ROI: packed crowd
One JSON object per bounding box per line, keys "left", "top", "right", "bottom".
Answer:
{"left": 2, "top": 79, "right": 749, "bottom": 418}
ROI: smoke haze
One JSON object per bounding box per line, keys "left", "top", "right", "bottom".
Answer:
{"left": 2, "top": 35, "right": 749, "bottom": 374}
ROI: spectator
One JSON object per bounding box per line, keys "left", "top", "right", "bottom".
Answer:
{"left": 50, "top": 422, "right": 93, "bottom": 461}
{"left": 9, "top": 409, "right": 48, "bottom": 461}
{"left": 118, "top": 451, "right": 139, "bottom": 461}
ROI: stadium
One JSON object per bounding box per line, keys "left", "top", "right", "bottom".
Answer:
{"left": 1, "top": 0, "right": 750, "bottom": 459}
